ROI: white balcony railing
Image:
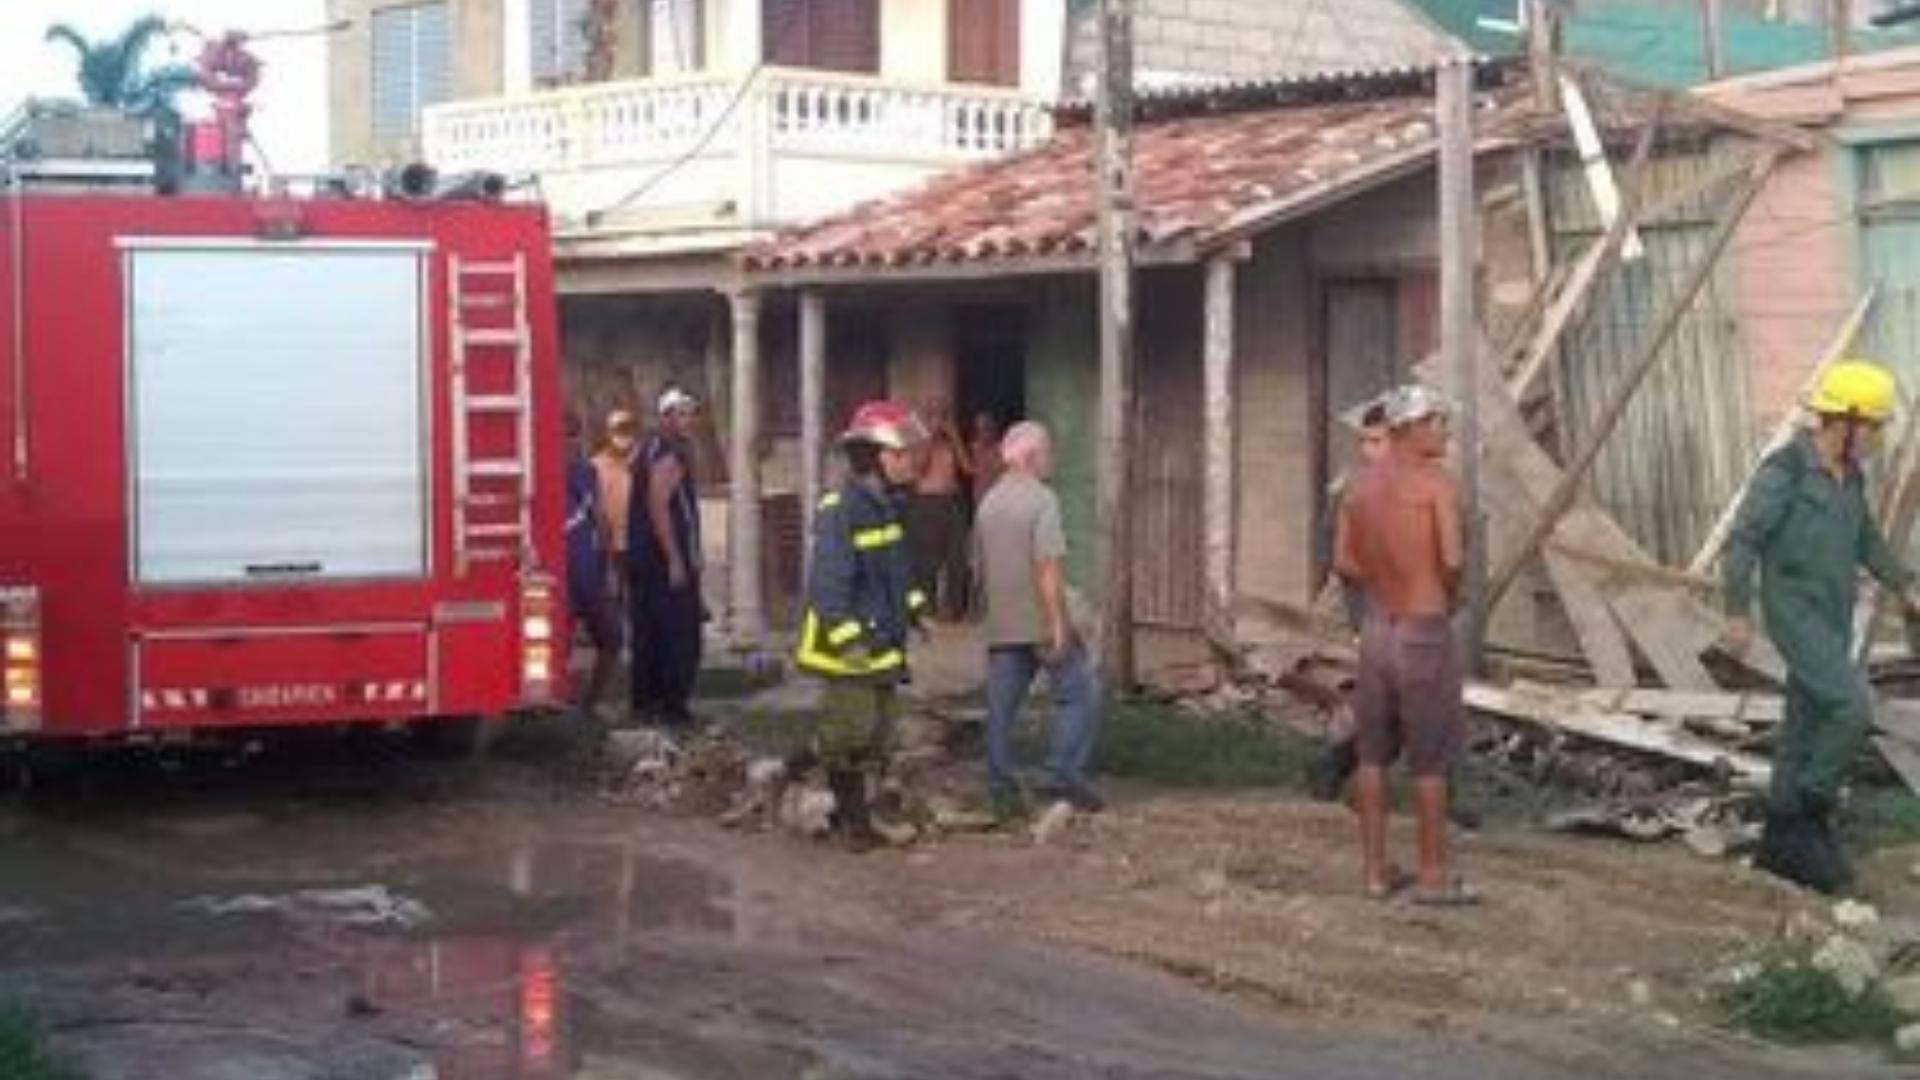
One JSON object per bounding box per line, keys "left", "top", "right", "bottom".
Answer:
{"left": 422, "top": 68, "right": 1052, "bottom": 234}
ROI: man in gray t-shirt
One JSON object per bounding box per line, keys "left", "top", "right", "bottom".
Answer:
{"left": 972, "top": 421, "right": 1104, "bottom": 820}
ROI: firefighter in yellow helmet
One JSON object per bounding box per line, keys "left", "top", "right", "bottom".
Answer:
{"left": 792, "top": 401, "right": 932, "bottom": 852}
{"left": 1724, "top": 359, "right": 1920, "bottom": 893}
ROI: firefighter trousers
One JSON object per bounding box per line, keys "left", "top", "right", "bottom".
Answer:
{"left": 1769, "top": 609, "right": 1873, "bottom": 818}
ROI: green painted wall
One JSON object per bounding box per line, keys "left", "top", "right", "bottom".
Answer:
{"left": 1024, "top": 279, "right": 1100, "bottom": 600}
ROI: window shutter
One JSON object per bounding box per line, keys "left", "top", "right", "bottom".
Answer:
{"left": 950, "top": 0, "right": 1019, "bottom": 86}
{"left": 415, "top": 2, "right": 453, "bottom": 108}
{"left": 763, "top": 0, "right": 877, "bottom": 73}
{"left": 531, "top": 0, "right": 590, "bottom": 84}
{"left": 371, "top": 2, "right": 452, "bottom": 140}
{"left": 371, "top": 9, "right": 410, "bottom": 138}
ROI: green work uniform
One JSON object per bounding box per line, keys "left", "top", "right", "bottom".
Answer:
{"left": 1723, "top": 431, "right": 1911, "bottom": 816}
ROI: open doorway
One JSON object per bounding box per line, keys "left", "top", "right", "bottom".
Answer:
{"left": 953, "top": 303, "right": 1028, "bottom": 450}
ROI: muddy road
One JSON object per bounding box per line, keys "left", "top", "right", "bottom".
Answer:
{"left": 0, "top": 736, "right": 1902, "bottom": 1079}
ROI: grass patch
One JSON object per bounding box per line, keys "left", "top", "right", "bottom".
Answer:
{"left": 1715, "top": 962, "right": 1902, "bottom": 1046}
{"left": 0, "top": 1005, "right": 86, "bottom": 1080}
{"left": 1841, "top": 782, "right": 1920, "bottom": 853}
{"left": 1033, "top": 701, "right": 1320, "bottom": 789}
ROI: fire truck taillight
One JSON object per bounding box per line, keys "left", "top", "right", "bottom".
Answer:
{"left": 0, "top": 586, "right": 43, "bottom": 730}
{"left": 520, "top": 574, "right": 557, "bottom": 704}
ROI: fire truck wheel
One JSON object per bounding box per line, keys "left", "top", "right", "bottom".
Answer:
{"left": 409, "top": 716, "right": 502, "bottom": 760}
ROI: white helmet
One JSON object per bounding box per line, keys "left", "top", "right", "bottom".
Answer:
{"left": 1383, "top": 384, "right": 1452, "bottom": 429}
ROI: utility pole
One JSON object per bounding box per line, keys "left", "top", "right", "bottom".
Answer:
{"left": 1094, "top": 0, "right": 1137, "bottom": 691}
{"left": 1832, "top": 0, "right": 1853, "bottom": 59}
{"left": 1437, "top": 59, "right": 1482, "bottom": 669}
{"left": 1527, "top": 0, "right": 1558, "bottom": 107}
{"left": 1701, "top": 0, "right": 1726, "bottom": 80}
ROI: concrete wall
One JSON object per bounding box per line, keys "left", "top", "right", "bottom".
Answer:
{"left": 1024, "top": 278, "right": 1100, "bottom": 598}
{"left": 881, "top": 0, "right": 946, "bottom": 83}
{"left": 329, "top": 0, "right": 507, "bottom": 166}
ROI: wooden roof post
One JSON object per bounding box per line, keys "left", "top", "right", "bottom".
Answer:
{"left": 1438, "top": 58, "right": 1484, "bottom": 669}
{"left": 728, "top": 285, "right": 766, "bottom": 647}
{"left": 1203, "top": 253, "right": 1238, "bottom": 639}
{"left": 1094, "top": 0, "right": 1137, "bottom": 690}
{"left": 799, "top": 289, "right": 826, "bottom": 588}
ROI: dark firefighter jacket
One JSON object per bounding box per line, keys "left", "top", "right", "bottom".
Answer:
{"left": 795, "top": 477, "right": 928, "bottom": 679}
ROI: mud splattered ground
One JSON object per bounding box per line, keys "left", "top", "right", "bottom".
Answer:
{"left": 0, "top": 731, "right": 1912, "bottom": 1079}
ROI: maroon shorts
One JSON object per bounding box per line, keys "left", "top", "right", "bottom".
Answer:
{"left": 1353, "top": 613, "right": 1465, "bottom": 776}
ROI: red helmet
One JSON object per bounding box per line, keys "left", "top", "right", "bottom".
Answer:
{"left": 840, "top": 400, "right": 927, "bottom": 451}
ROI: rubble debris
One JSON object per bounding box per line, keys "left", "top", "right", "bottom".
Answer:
{"left": 1466, "top": 681, "right": 1772, "bottom": 786}
{"left": 1896, "top": 1022, "right": 1920, "bottom": 1054}
{"left": 1834, "top": 900, "right": 1881, "bottom": 932}
{"left": 1811, "top": 935, "right": 1880, "bottom": 997}
{"left": 1031, "top": 801, "right": 1075, "bottom": 846}
{"left": 780, "top": 785, "right": 836, "bottom": 838}
{"left": 1883, "top": 974, "right": 1920, "bottom": 1017}
{"left": 925, "top": 795, "right": 998, "bottom": 834}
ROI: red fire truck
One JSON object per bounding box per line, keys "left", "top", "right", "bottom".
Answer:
{"left": 0, "top": 102, "right": 568, "bottom": 743}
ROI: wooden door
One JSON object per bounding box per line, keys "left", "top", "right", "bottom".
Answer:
{"left": 949, "top": 0, "right": 1021, "bottom": 87}
{"left": 1317, "top": 279, "right": 1399, "bottom": 584}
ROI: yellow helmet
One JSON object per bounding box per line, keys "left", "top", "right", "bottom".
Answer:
{"left": 1809, "top": 360, "right": 1898, "bottom": 423}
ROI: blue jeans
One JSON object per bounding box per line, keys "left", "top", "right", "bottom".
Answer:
{"left": 985, "top": 643, "right": 1102, "bottom": 796}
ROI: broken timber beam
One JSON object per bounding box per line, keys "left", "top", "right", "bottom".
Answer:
{"left": 1507, "top": 144, "right": 1776, "bottom": 401}
{"left": 1507, "top": 112, "right": 1662, "bottom": 399}
{"left": 1463, "top": 351, "right": 1788, "bottom": 687}
{"left": 1481, "top": 150, "right": 1782, "bottom": 625}
{"left": 1466, "top": 681, "right": 1773, "bottom": 787}
{"left": 1687, "top": 289, "right": 1878, "bottom": 577}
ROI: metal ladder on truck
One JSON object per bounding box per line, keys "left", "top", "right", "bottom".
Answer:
{"left": 448, "top": 253, "right": 534, "bottom": 575}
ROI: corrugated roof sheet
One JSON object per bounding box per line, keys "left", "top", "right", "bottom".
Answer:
{"left": 744, "top": 91, "right": 1498, "bottom": 276}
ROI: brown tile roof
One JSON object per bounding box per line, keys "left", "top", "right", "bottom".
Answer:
{"left": 743, "top": 92, "right": 1494, "bottom": 277}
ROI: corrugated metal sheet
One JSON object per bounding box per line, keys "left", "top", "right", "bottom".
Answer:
{"left": 1547, "top": 143, "right": 1755, "bottom": 565}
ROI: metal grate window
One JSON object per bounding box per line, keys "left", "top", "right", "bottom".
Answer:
{"left": 531, "top": 0, "right": 590, "bottom": 85}
{"left": 372, "top": 2, "right": 452, "bottom": 139}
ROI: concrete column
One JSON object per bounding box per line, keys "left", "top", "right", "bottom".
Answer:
{"left": 1202, "top": 254, "right": 1237, "bottom": 631}
{"left": 724, "top": 0, "right": 764, "bottom": 74}
{"left": 799, "top": 291, "right": 827, "bottom": 587}
{"left": 727, "top": 287, "right": 765, "bottom": 645}
{"left": 502, "top": 0, "right": 532, "bottom": 93}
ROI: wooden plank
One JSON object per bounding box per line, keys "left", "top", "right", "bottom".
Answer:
{"left": 1468, "top": 353, "right": 1788, "bottom": 685}
{"left": 1876, "top": 699, "right": 1920, "bottom": 745}
{"left": 1507, "top": 114, "right": 1662, "bottom": 399}
{"left": 1542, "top": 553, "right": 1638, "bottom": 686}
{"left": 1873, "top": 736, "right": 1920, "bottom": 795}
{"left": 1604, "top": 584, "right": 1719, "bottom": 691}
{"left": 1688, "top": 290, "right": 1877, "bottom": 576}
{"left": 1483, "top": 151, "right": 1781, "bottom": 622}
{"left": 1573, "top": 687, "right": 1783, "bottom": 724}
{"left": 1467, "top": 682, "right": 1772, "bottom": 786}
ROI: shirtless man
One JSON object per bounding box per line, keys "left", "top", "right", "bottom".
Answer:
{"left": 909, "top": 396, "right": 974, "bottom": 621}
{"left": 1334, "top": 385, "right": 1474, "bottom": 905}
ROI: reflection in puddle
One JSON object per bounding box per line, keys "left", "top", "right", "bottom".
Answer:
{"left": 357, "top": 936, "right": 573, "bottom": 1079}
{"left": 349, "top": 840, "right": 741, "bottom": 1078}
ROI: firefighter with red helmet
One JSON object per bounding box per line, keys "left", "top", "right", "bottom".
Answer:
{"left": 794, "top": 400, "right": 932, "bottom": 852}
